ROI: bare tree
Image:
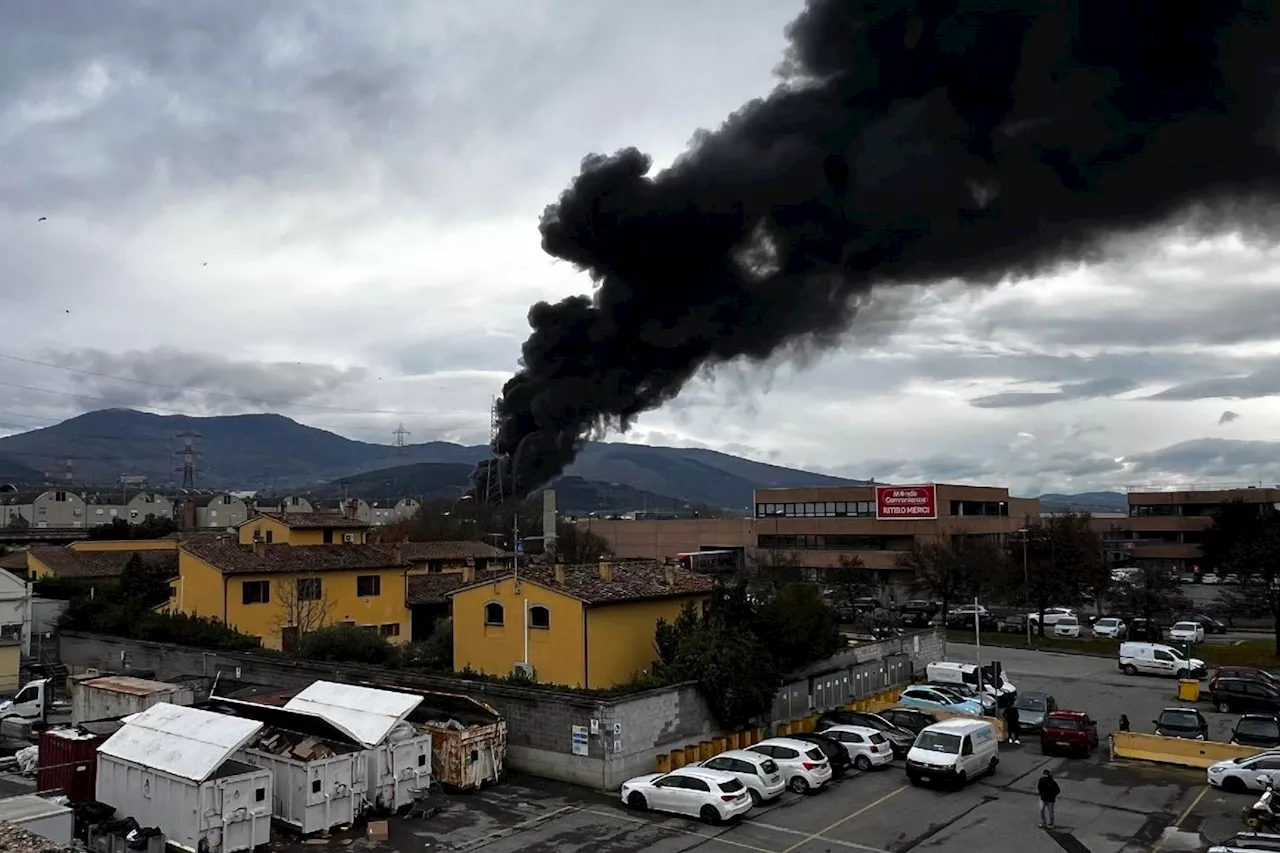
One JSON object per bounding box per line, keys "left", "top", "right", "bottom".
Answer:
{"left": 749, "top": 549, "right": 805, "bottom": 595}
{"left": 274, "top": 573, "right": 336, "bottom": 653}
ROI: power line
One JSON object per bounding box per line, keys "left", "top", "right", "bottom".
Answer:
{"left": 0, "top": 351, "right": 476, "bottom": 417}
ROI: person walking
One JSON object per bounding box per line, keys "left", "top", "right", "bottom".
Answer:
{"left": 1003, "top": 702, "right": 1021, "bottom": 745}
{"left": 1038, "top": 769, "right": 1061, "bottom": 829}
{"left": 1119, "top": 714, "right": 1130, "bottom": 732}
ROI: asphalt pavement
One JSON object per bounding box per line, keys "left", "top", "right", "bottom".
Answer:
{"left": 286, "top": 644, "right": 1267, "bottom": 853}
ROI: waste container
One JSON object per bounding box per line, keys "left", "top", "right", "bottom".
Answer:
{"left": 1178, "top": 679, "right": 1201, "bottom": 702}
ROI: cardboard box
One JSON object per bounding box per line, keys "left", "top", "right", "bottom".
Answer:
{"left": 367, "top": 820, "right": 389, "bottom": 842}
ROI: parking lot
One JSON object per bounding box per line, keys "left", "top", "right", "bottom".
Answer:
{"left": 290, "top": 646, "right": 1265, "bottom": 853}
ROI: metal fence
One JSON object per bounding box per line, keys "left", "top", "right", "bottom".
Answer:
{"left": 770, "top": 652, "right": 912, "bottom": 721}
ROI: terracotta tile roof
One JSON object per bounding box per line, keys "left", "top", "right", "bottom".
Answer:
{"left": 249, "top": 512, "right": 369, "bottom": 530}
{"left": 399, "top": 541, "right": 510, "bottom": 561}
{"left": 28, "top": 547, "right": 178, "bottom": 579}
{"left": 0, "top": 551, "right": 27, "bottom": 571}
{"left": 182, "top": 541, "right": 406, "bottom": 575}
{"left": 407, "top": 571, "right": 502, "bottom": 606}
{"left": 447, "top": 560, "right": 716, "bottom": 605}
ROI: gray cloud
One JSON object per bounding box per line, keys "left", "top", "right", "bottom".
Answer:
{"left": 968, "top": 376, "right": 1140, "bottom": 409}
{"left": 1219, "top": 410, "right": 1241, "bottom": 425}
{"left": 1147, "top": 361, "right": 1280, "bottom": 401}
{"left": 1126, "top": 438, "right": 1280, "bottom": 484}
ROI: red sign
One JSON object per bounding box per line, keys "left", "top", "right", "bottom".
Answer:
{"left": 875, "top": 484, "right": 937, "bottom": 520}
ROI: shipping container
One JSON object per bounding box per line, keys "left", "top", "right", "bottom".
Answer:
{"left": 96, "top": 703, "right": 272, "bottom": 853}
{"left": 71, "top": 675, "right": 194, "bottom": 725}
{"left": 283, "top": 681, "right": 430, "bottom": 812}
{"left": 412, "top": 690, "right": 507, "bottom": 790}
{"left": 209, "top": 696, "right": 366, "bottom": 835}
{"left": 0, "top": 794, "right": 74, "bottom": 846}
{"left": 36, "top": 726, "right": 108, "bottom": 801}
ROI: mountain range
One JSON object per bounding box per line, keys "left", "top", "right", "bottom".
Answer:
{"left": 0, "top": 409, "right": 862, "bottom": 509}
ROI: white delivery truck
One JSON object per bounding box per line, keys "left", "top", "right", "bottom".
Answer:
{"left": 905, "top": 718, "right": 999, "bottom": 788}
{"left": 926, "top": 661, "right": 1017, "bottom": 705}
{"left": 1118, "top": 642, "right": 1207, "bottom": 679}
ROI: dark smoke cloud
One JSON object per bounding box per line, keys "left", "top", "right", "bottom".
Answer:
{"left": 473, "top": 0, "right": 1280, "bottom": 502}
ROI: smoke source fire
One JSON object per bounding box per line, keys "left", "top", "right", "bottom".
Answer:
{"left": 473, "top": 0, "right": 1280, "bottom": 503}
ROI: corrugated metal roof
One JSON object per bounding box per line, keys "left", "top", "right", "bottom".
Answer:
{"left": 98, "top": 702, "right": 263, "bottom": 783}
{"left": 283, "top": 681, "right": 422, "bottom": 747}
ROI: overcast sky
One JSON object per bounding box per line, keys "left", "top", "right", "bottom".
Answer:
{"left": 2, "top": 0, "right": 1280, "bottom": 497}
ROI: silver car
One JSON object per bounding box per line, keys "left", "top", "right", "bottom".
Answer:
{"left": 1209, "top": 832, "right": 1280, "bottom": 853}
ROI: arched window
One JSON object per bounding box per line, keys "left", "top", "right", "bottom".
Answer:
{"left": 529, "top": 605, "right": 550, "bottom": 629}
{"left": 484, "top": 602, "right": 505, "bottom": 626}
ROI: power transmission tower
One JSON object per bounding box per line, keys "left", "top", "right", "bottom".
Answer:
{"left": 483, "top": 398, "right": 504, "bottom": 505}
{"left": 175, "top": 431, "right": 202, "bottom": 490}
{"left": 392, "top": 424, "right": 410, "bottom": 458}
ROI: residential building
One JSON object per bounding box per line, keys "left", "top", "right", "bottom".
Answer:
{"left": 0, "top": 568, "right": 28, "bottom": 652}
{"left": 401, "top": 541, "right": 514, "bottom": 640}
{"left": 67, "top": 538, "right": 179, "bottom": 554}
{"left": 26, "top": 545, "right": 179, "bottom": 582}
{"left": 448, "top": 559, "right": 716, "bottom": 689}
{"left": 183, "top": 493, "right": 251, "bottom": 529}
{"left": 253, "top": 495, "right": 315, "bottom": 514}
{"left": 0, "top": 638, "right": 16, "bottom": 694}
{"left": 1102, "top": 486, "right": 1280, "bottom": 574}
{"left": 173, "top": 539, "right": 412, "bottom": 650}
{"left": 237, "top": 512, "right": 370, "bottom": 546}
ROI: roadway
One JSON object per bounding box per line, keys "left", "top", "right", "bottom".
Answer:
{"left": 329, "top": 646, "right": 1260, "bottom": 853}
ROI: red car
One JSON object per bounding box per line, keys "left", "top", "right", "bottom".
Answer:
{"left": 1039, "top": 711, "right": 1099, "bottom": 757}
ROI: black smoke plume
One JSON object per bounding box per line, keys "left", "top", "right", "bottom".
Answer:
{"left": 473, "top": 0, "right": 1280, "bottom": 502}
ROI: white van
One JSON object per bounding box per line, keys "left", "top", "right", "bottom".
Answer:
{"left": 1118, "top": 641, "right": 1207, "bottom": 679}
{"left": 926, "top": 661, "right": 1017, "bottom": 703}
{"left": 905, "top": 718, "right": 999, "bottom": 788}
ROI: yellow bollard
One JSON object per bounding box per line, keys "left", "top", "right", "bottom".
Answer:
{"left": 712, "top": 736, "right": 727, "bottom": 754}
{"left": 656, "top": 752, "right": 671, "bottom": 774}
{"left": 699, "top": 740, "right": 713, "bottom": 761}
{"left": 671, "top": 748, "right": 686, "bottom": 769}
{"left": 753, "top": 726, "right": 765, "bottom": 743}
{"left": 796, "top": 716, "right": 812, "bottom": 733}
{"left": 684, "top": 744, "right": 699, "bottom": 765}
{"left": 777, "top": 721, "right": 791, "bottom": 737}
{"left": 728, "top": 731, "right": 742, "bottom": 749}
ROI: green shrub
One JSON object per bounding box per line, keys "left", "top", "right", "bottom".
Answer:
{"left": 296, "top": 625, "right": 400, "bottom": 666}
{"left": 60, "top": 600, "right": 260, "bottom": 651}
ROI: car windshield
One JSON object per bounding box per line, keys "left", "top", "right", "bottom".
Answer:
{"left": 1047, "top": 717, "right": 1082, "bottom": 730}
{"left": 869, "top": 732, "right": 887, "bottom": 743}
{"left": 760, "top": 759, "right": 778, "bottom": 774}
{"left": 1160, "top": 711, "right": 1201, "bottom": 728}
{"left": 1097, "top": 619, "right": 1118, "bottom": 627}
{"left": 1237, "top": 719, "right": 1280, "bottom": 737}
{"left": 1016, "top": 695, "right": 1048, "bottom": 711}
{"left": 719, "top": 779, "right": 744, "bottom": 792}
{"left": 914, "top": 731, "right": 962, "bottom": 754}
{"left": 805, "top": 748, "right": 825, "bottom": 762}
{"left": 1166, "top": 646, "right": 1188, "bottom": 661}
{"left": 1174, "top": 623, "right": 1198, "bottom": 631}
{"left": 1059, "top": 617, "right": 1078, "bottom": 626}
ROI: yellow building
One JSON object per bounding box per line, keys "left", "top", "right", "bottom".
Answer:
{"left": 174, "top": 539, "right": 411, "bottom": 651}
{"left": 449, "top": 560, "right": 716, "bottom": 689}
{"left": 237, "top": 512, "right": 370, "bottom": 546}
{"left": 27, "top": 545, "right": 178, "bottom": 581}
{"left": 0, "top": 639, "right": 17, "bottom": 694}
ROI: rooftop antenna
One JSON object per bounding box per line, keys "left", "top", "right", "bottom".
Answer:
{"left": 483, "top": 397, "right": 506, "bottom": 506}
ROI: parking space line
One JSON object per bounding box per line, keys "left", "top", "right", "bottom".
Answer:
{"left": 582, "top": 807, "right": 780, "bottom": 853}
{"left": 777, "top": 785, "right": 907, "bottom": 853}
{"left": 750, "top": 820, "right": 893, "bottom": 853}
{"left": 450, "top": 805, "right": 583, "bottom": 852}
{"left": 1150, "top": 784, "right": 1209, "bottom": 853}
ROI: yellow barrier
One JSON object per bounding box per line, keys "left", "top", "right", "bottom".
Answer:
{"left": 753, "top": 726, "right": 764, "bottom": 743}
{"left": 698, "top": 740, "right": 713, "bottom": 761}
{"left": 777, "top": 721, "right": 791, "bottom": 736}
{"left": 655, "top": 752, "right": 671, "bottom": 773}
{"left": 712, "top": 736, "right": 726, "bottom": 754}
{"left": 670, "top": 748, "right": 686, "bottom": 769}
{"left": 684, "top": 744, "right": 698, "bottom": 765}
{"left": 1112, "top": 731, "right": 1261, "bottom": 769}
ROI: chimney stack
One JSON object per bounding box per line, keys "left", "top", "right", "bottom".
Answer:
{"left": 664, "top": 563, "right": 675, "bottom": 588}
{"left": 598, "top": 560, "right": 613, "bottom": 582}
{"left": 462, "top": 564, "right": 475, "bottom": 584}
{"left": 392, "top": 543, "right": 403, "bottom": 565}
{"left": 252, "top": 538, "right": 265, "bottom": 557}
{"left": 554, "top": 563, "right": 565, "bottom": 584}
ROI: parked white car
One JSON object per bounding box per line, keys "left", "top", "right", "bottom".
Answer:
{"left": 1053, "top": 616, "right": 1082, "bottom": 638}
{"left": 818, "top": 724, "right": 895, "bottom": 771}
{"left": 1170, "top": 621, "right": 1206, "bottom": 644}
{"left": 697, "top": 749, "right": 785, "bottom": 805}
{"left": 1028, "top": 607, "right": 1075, "bottom": 627}
{"left": 1202, "top": 573, "right": 1221, "bottom": 585}
{"left": 1207, "top": 752, "right": 1280, "bottom": 793}
{"left": 620, "top": 766, "right": 753, "bottom": 823}
{"left": 748, "top": 737, "right": 833, "bottom": 794}
{"left": 1092, "top": 617, "right": 1127, "bottom": 639}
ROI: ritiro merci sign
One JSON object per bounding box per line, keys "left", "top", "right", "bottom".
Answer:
{"left": 874, "top": 484, "right": 938, "bottom": 520}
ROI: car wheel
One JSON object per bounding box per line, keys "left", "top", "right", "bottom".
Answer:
{"left": 627, "top": 792, "right": 648, "bottom": 811}
{"left": 1223, "top": 776, "right": 1247, "bottom": 794}
{"left": 855, "top": 755, "right": 873, "bottom": 771}
{"left": 1122, "top": 664, "right": 1137, "bottom": 676}
{"left": 907, "top": 773, "right": 920, "bottom": 786}
{"left": 1218, "top": 700, "right": 1232, "bottom": 714}
{"left": 955, "top": 770, "right": 967, "bottom": 789}
{"left": 789, "top": 776, "right": 810, "bottom": 795}
{"left": 749, "top": 789, "right": 763, "bottom": 807}
{"left": 987, "top": 758, "right": 997, "bottom": 776}
{"left": 700, "top": 805, "right": 720, "bottom": 825}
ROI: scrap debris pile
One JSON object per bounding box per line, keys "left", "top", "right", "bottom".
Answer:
{"left": 253, "top": 729, "right": 339, "bottom": 761}
{"left": 0, "top": 820, "right": 73, "bottom": 853}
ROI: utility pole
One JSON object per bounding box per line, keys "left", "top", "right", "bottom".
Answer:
{"left": 175, "top": 432, "right": 201, "bottom": 490}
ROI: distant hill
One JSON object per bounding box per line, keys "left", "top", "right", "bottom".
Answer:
{"left": 0, "top": 455, "right": 42, "bottom": 484}
{"left": 0, "top": 409, "right": 863, "bottom": 507}
{"left": 304, "top": 462, "right": 696, "bottom": 513}
{"left": 1037, "top": 491, "right": 1127, "bottom": 513}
